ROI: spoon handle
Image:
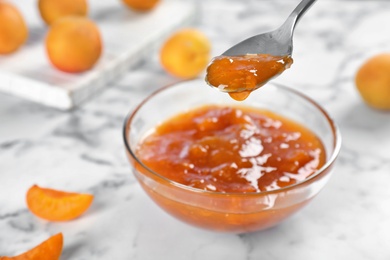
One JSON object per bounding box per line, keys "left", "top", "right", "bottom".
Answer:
{"left": 282, "top": 0, "right": 317, "bottom": 32}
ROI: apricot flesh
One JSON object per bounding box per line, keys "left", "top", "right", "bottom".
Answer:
{"left": 355, "top": 53, "right": 390, "bottom": 110}
{"left": 38, "top": 0, "right": 88, "bottom": 25}
{"left": 46, "top": 16, "right": 102, "bottom": 73}
{"left": 160, "top": 29, "right": 211, "bottom": 79}
{"left": 0, "top": 233, "right": 63, "bottom": 260}
{"left": 26, "top": 185, "right": 94, "bottom": 221}
{"left": 122, "top": 0, "right": 160, "bottom": 12}
{"left": 0, "top": 2, "right": 28, "bottom": 54}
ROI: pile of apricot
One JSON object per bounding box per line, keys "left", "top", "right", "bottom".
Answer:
{"left": 0, "top": 0, "right": 162, "bottom": 74}
{"left": 40, "top": 0, "right": 102, "bottom": 73}
{"left": 0, "top": 0, "right": 212, "bottom": 79}
{"left": 0, "top": 0, "right": 101, "bottom": 73}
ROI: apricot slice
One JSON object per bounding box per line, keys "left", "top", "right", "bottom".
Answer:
{"left": 122, "top": 0, "right": 160, "bottom": 12}
{"left": 355, "top": 53, "right": 390, "bottom": 110}
{"left": 0, "top": 2, "right": 28, "bottom": 54}
{"left": 160, "top": 28, "right": 211, "bottom": 79}
{"left": 46, "top": 16, "right": 102, "bottom": 73}
{"left": 38, "top": 0, "right": 88, "bottom": 25}
{"left": 0, "top": 233, "right": 63, "bottom": 260}
{"left": 26, "top": 185, "right": 93, "bottom": 221}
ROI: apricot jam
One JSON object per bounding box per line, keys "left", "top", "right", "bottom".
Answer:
{"left": 136, "top": 105, "right": 325, "bottom": 193}
{"left": 205, "top": 54, "right": 293, "bottom": 101}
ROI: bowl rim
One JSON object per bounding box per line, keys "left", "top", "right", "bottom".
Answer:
{"left": 123, "top": 79, "right": 342, "bottom": 197}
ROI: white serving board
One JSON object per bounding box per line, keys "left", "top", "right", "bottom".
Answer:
{"left": 0, "top": 0, "right": 196, "bottom": 110}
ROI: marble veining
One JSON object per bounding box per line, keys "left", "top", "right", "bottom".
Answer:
{"left": 1, "top": 0, "right": 390, "bottom": 259}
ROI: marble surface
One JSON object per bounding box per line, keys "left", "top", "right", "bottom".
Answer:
{"left": 1, "top": 0, "right": 390, "bottom": 259}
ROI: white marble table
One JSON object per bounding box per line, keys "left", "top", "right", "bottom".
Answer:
{"left": 1, "top": 0, "right": 390, "bottom": 259}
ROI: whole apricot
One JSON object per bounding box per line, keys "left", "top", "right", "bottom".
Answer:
{"left": 355, "top": 53, "right": 390, "bottom": 110}
{"left": 0, "top": 1, "right": 28, "bottom": 54}
{"left": 38, "top": 0, "right": 88, "bottom": 25}
{"left": 46, "top": 17, "right": 102, "bottom": 73}
{"left": 122, "top": 0, "right": 160, "bottom": 12}
{"left": 160, "top": 29, "right": 211, "bottom": 79}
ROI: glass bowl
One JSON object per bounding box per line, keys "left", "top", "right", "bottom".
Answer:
{"left": 123, "top": 79, "right": 341, "bottom": 233}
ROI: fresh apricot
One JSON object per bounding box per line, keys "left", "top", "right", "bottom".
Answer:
{"left": 160, "top": 28, "right": 211, "bottom": 79}
{"left": 0, "top": 233, "right": 63, "bottom": 260}
{"left": 38, "top": 0, "right": 88, "bottom": 25}
{"left": 45, "top": 16, "right": 102, "bottom": 73}
{"left": 122, "top": 0, "right": 160, "bottom": 12}
{"left": 26, "top": 185, "right": 93, "bottom": 221}
{"left": 0, "top": 1, "right": 28, "bottom": 54}
{"left": 355, "top": 53, "right": 390, "bottom": 110}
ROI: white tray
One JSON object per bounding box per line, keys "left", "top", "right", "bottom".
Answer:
{"left": 0, "top": 0, "right": 196, "bottom": 110}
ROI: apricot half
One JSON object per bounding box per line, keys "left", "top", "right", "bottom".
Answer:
{"left": 355, "top": 53, "right": 390, "bottom": 110}
{"left": 160, "top": 28, "right": 211, "bottom": 79}
{"left": 46, "top": 17, "right": 102, "bottom": 73}
{"left": 0, "top": 233, "right": 63, "bottom": 260}
{"left": 122, "top": 0, "right": 160, "bottom": 12}
{"left": 26, "top": 185, "right": 93, "bottom": 221}
{"left": 38, "top": 0, "right": 88, "bottom": 25}
{"left": 0, "top": 2, "right": 28, "bottom": 54}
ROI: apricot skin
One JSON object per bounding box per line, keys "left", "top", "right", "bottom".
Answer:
{"left": 0, "top": 2, "right": 28, "bottom": 54}
{"left": 160, "top": 29, "right": 211, "bottom": 79}
{"left": 46, "top": 17, "right": 102, "bottom": 73}
{"left": 355, "top": 53, "right": 390, "bottom": 110}
{"left": 38, "top": 0, "right": 88, "bottom": 25}
{"left": 122, "top": 0, "right": 160, "bottom": 12}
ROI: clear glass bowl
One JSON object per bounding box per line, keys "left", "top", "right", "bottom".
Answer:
{"left": 123, "top": 79, "right": 341, "bottom": 233}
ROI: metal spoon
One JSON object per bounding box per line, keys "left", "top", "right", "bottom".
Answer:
{"left": 223, "top": 0, "right": 317, "bottom": 57}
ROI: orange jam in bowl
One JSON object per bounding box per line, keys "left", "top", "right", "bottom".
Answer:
{"left": 123, "top": 79, "right": 341, "bottom": 233}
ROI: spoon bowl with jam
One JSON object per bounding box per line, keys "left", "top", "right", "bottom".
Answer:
{"left": 205, "top": 0, "right": 317, "bottom": 101}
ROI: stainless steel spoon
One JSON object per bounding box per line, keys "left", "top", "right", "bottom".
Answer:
{"left": 222, "top": 0, "right": 317, "bottom": 57}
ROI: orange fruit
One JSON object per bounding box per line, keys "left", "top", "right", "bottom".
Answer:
{"left": 38, "top": 0, "right": 88, "bottom": 25}
{"left": 355, "top": 53, "right": 390, "bottom": 110}
{"left": 45, "top": 16, "right": 102, "bottom": 73}
{"left": 122, "top": 0, "right": 160, "bottom": 12}
{"left": 0, "top": 1, "right": 28, "bottom": 54}
{"left": 160, "top": 28, "right": 211, "bottom": 79}
{"left": 0, "top": 233, "right": 63, "bottom": 260}
{"left": 26, "top": 185, "right": 93, "bottom": 221}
